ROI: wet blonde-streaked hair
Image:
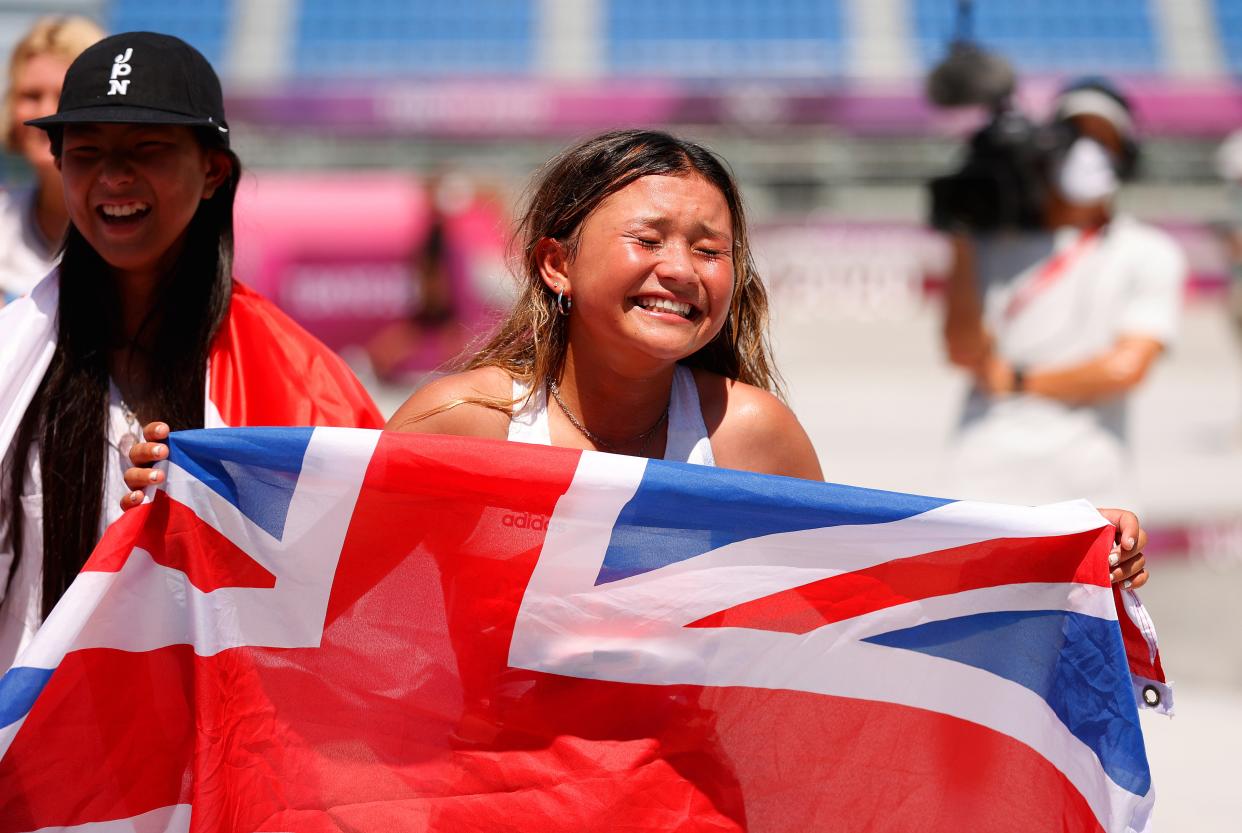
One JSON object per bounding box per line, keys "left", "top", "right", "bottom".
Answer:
{"left": 457, "top": 129, "right": 781, "bottom": 417}
{"left": 3, "top": 15, "right": 104, "bottom": 151}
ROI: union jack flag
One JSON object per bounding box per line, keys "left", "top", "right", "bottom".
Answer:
{"left": 0, "top": 428, "right": 1168, "bottom": 832}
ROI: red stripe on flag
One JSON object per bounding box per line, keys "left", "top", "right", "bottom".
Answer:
{"left": 1115, "top": 586, "right": 1166, "bottom": 683}
{"left": 0, "top": 647, "right": 194, "bottom": 832}
{"left": 76, "top": 501, "right": 147, "bottom": 573}
{"left": 687, "top": 527, "right": 1113, "bottom": 634}
{"left": 324, "top": 433, "right": 583, "bottom": 630}
{"left": 82, "top": 492, "right": 276, "bottom": 592}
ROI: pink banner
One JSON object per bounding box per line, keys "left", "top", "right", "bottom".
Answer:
{"left": 227, "top": 79, "right": 1242, "bottom": 138}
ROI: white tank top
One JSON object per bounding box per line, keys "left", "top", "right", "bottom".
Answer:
{"left": 508, "top": 365, "right": 715, "bottom": 466}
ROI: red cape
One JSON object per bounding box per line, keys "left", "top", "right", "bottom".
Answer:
{"left": 208, "top": 282, "right": 383, "bottom": 429}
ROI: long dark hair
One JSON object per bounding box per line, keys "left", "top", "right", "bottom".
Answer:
{"left": 6, "top": 127, "right": 241, "bottom": 616}
{"left": 418, "top": 130, "right": 779, "bottom": 425}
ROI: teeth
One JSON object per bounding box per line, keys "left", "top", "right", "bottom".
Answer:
{"left": 637, "top": 297, "right": 693, "bottom": 317}
{"left": 100, "top": 203, "right": 149, "bottom": 217}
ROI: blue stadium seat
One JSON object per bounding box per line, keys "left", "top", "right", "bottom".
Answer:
{"left": 100, "top": 1, "right": 1228, "bottom": 83}
{"left": 109, "top": 0, "right": 231, "bottom": 72}
{"left": 294, "top": 0, "right": 535, "bottom": 77}
{"left": 606, "top": 0, "right": 845, "bottom": 78}
{"left": 1213, "top": 0, "right": 1242, "bottom": 75}
{"left": 913, "top": 0, "right": 1159, "bottom": 76}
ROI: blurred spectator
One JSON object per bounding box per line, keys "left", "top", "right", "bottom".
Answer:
{"left": 0, "top": 16, "right": 103, "bottom": 306}
{"left": 943, "top": 79, "right": 1186, "bottom": 507}
{"left": 1215, "top": 129, "right": 1242, "bottom": 360}
{"left": 365, "top": 174, "right": 477, "bottom": 380}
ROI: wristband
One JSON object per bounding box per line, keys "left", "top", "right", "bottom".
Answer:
{"left": 1012, "top": 365, "right": 1027, "bottom": 394}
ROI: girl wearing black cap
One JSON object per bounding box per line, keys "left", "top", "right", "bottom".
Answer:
{"left": 0, "top": 32, "right": 382, "bottom": 668}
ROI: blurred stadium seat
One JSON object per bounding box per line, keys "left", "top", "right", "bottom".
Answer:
{"left": 294, "top": 0, "right": 535, "bottom": 77}
{"left": 606, "top": 0, "right": 845, "bottom": 78}
{"left": 29, "top": 0, "right": 1208, "bottom": 82}
{"left": 913, "top": 0, "right": 1160, "bottom": 75}
{"left": 0, "top": 1, "right": 1229, "bottom": 84}
{"left": 1213, "top": 0, "right": 1242, "bottom": 76}
{"left": 108, "top": 0, "right": 231, "bottom": 70}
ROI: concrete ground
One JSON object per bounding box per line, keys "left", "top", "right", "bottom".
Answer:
{"left": 370, "top": 297, "right": 1242, "bottom": 831}
{"left": 1137, "top": 561, "right": 1241, "bottom": 833}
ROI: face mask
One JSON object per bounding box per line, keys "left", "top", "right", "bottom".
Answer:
{"left": 1055, "top": 137, "right": 1119, "bottom": 205}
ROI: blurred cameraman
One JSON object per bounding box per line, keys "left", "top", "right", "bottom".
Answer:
{"left": 933, "top": 75, "right": 1186, "bottom": 507}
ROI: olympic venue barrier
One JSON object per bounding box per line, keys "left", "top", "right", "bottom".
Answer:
{"left": 235, "top": 173, "right": 1234, "bottom": 371}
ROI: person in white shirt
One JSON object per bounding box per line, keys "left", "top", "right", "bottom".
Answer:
{"left": 0, "top": 16, "right": 103, "bottom": 305}
{"left": 944, "top": 78, "right": 1186, "bottom": 532}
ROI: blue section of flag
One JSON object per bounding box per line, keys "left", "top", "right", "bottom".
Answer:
{"left": 863, "top": 609, "right": 1150, "bottom": 796}
{"left": 0, "top": 666, "right": 54, "bottom": 729}
{"left": 597, "top": 460, "right": 951, "bottom": 585}
{"left": 167, "top": 427, "right": 313, "bottom": 541}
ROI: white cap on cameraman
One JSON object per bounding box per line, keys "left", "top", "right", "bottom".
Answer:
{"left": 1054, "top": 88, "right": 1134, "bottom": 139}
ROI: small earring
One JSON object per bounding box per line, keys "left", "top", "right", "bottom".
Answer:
{"left": 556, "top": 287, "right": 572, "bottom": 315}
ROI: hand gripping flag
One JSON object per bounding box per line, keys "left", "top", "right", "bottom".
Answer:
{"left": 0, "top": 428, "right": 1169, "bottom": 832}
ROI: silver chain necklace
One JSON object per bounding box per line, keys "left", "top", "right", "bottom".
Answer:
{"left": 119, "top": 397, "right": 139, "bottom": 428}
{"left": 113, "top": 389, "right": 144, "bottom": 456}
{"left": 547, "top": 379, "right": 669, "bottom": 453}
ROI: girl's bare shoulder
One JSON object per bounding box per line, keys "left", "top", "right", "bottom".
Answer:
{"left": 386, "top": 366, "right": 515, "bottom": 439}
{"left": 692, "top": 367, "right": 823, "bottom": 480}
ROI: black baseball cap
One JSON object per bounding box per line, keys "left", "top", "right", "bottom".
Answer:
{"left": 26, "top": 31, "right": 229, "bottom": 146}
